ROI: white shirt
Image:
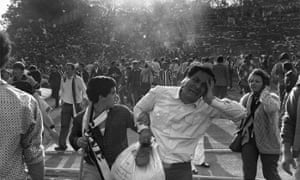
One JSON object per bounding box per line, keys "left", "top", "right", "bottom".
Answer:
{"left": 60, "top": 75, "right": 87, "bottom": 104}
{"left": 151, "top": 61, "right": 161, "bottom": 76}
{"left": 134, "top": 86, "right": 246, "bottom": 163}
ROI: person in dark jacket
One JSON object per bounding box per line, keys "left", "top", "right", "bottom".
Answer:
{"left": 77, "top": 63, "right": 89, "bottom": 84}
{"left": 69, "top": 76, "right": 136, "bottom": 180}
{"left": 213, "top": 56, "right": 229, "bottom": 98}
{"left": 49, "top": 65, "right": 62, "bottom": 108}
{"left": 8, "top": 61, "right": 40, "bottom": 90}
{"left": 107, "top": 61, "right": 122, "bottom": 85}
{"left": 28, "top": 65, "right": 42, "bottom": 87}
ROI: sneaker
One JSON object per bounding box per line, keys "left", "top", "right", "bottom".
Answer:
{"left": 199, "top": 162, "right": 210, "bottom": 168}
{"left": 192, "top": 168, "right": 198, "bottom": 175}
{"left": 54, "top": 146, "right": 67, "bottom": 151}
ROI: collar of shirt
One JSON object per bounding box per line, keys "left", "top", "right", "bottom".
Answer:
{"left": 171, "top": 86, "right": 201, "bottom": 108}
{"left": 0, "top": 79, "right": 6, "bottom": 85}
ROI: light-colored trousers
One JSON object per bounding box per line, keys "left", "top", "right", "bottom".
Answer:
{"left": 192, "top": 136, "right": 205, "bottom": 165}
{"left": 296, "top": 155, "right": 300, "bottom": 180}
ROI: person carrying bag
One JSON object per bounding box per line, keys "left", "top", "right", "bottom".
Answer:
{"left": 230, "top": 105, "right": 259, "bottom": 152}
{"left": 84, "top": 104, "right": 112, "bottom": 180}
{"left": 69, "top": 76, "right": 137, "bottom": 180}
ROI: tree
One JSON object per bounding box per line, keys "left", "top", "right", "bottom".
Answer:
{"left": 2, "top": 0, "right": 89, "bottom": 66}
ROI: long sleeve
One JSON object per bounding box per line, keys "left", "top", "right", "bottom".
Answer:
{"left": 133, "top": 86, "right": 157, "bottom": 131}
{"left": 260, "top": 89, "right": 280, "bottom": 114}
{"left": 281, "top": 89, "right": 297, "bottom": 144}
{"left": 21, "top": 99, "right": 44, "bottom": 166}
{"left": 209, "top": 97, "right": 247, "bottom": 121}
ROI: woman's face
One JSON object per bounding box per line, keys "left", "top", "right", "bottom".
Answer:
{"left": 248, "top": 74, "right": 264, "bottom": 93}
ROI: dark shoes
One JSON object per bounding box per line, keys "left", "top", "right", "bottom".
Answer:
{"left": 54, "top": 146, "right": 67, "bottom": 151}
{"left": 192, "top": 168, "right": 198, "bottom": 175}
{"left": 199, "top": 162, "right": 210, "bottom": 168}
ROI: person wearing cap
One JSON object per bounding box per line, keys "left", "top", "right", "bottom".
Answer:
{"left": 134, "top": 65, "right": 247, "bottom": 180}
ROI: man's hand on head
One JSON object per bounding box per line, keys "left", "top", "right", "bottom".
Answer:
{"left": 203, "top": 78, "right": 215, "bottom": 104}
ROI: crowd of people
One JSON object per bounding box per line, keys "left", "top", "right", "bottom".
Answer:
{"left": 2, "top": 27, "right": 300, "bottom": 180}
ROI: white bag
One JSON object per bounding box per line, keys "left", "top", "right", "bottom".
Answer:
{"left": 111, "top": 142, "right": 165, "bottom": 180}
{"left": 95, "top": 155, "right": 113, "bottom": 180}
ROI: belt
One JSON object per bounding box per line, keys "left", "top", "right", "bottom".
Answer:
{"left": 162, "top": 161, "right": 191, "bottom": 169}
{"left": 63, "top": 102, "right": 81, "bottom": 106}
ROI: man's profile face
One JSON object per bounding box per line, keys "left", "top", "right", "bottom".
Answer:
{"left": 181, "top": 71, "right": 211, "bottom": 103}
{"left": 101, "top": 87, "right": 117, "bottom": 108}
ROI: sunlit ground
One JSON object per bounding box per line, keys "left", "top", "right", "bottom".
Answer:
{"left": 114, "top": 0, "right": 234, "bottom": 7}
{"left": 114, "top": 0, "right": 194, "bottom": 7}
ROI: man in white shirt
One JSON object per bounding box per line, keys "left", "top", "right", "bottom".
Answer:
{"left": 134, "top": 65, "right": 247, "bottom": 180}
{"left": 55, "top": 62, "right": 88, "bottom": 151}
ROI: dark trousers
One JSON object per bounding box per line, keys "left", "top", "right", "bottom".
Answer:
{"left": 58, "top": 103, "right": 81, "bottom": 148}
{"left": 163, "top": 162, "right": 192, "bottom": 180}
{"left": 51, "top": 86, "right": 60, "bottom": 107}
{"left": 141, "top": 82, "right": 151, "bottom": 95}
{"left": 241, "top": 137, "right": 281, "bottom": 180}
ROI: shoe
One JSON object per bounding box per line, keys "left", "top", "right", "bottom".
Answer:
{"left": 54, "top": 146, "right": 67, "bottom": 151}
{"left": 199, "top": 162, "right": 210, "bottom": 168}
{"left": 192, "top": 168, "right": 198, "bottom": 175}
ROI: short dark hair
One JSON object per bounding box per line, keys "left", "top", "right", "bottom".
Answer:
{"left": 283, "top": 61, "right": 294, "bottom": 72}
{"left": 13, "top": 61, "right": 25, "bottom": 70}
{"left": 86, "top": 76, "right": 116, "bottom": 103}
{"left": 217, "top": 56, "right": 224, "bottom": 63}
{"left": 248, "top": 68, "right": 270, "bottom": 86}
{"left": 0, "top": 32, "right": 12, "bottom": 69}
{"left": 28, "top": 65, "right": 37, "bottom": 71}
{"left": 187, "top": 65, "right": 216, "bottom": 83}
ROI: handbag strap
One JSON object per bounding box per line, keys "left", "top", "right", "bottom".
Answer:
{"left": 88, "top": 104, "right": 106, "bottom": 155}
{"left": 86, "top": 104, "right": 105, "bottom": 179}
{"left": 239, "top": 94, "right": 260, "bottom": 130}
